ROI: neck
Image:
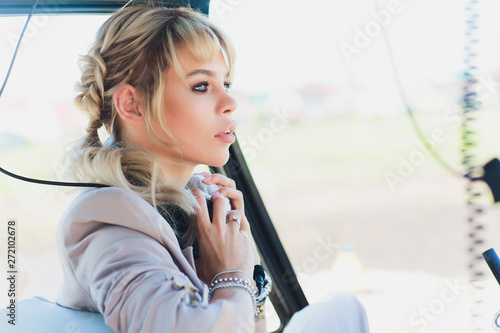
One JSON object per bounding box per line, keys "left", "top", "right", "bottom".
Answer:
{"left": 158, "top": 159, "right": 196, "bottom": 187}
{"left": 120, "top": 129, "right": 195, "bottom": 187}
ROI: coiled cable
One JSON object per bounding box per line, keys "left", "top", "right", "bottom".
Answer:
{"left": 373, "top": 0, "right": 489, "bottom": 329}
{"left": 462, "top": 0, "right": 486, "bottom": 330}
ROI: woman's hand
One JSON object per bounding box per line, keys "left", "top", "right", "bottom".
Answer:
{"left": 196, "top": 172, "right": 261, "bottom": 265}
{"left": 192, "top": 173, "right": 254, "bottom": 285}
{"left": 193, "top": 173, "right": 267, "bottom": 331}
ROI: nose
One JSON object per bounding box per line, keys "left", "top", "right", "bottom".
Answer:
{"left": 219, "top": 90, "right": 238, "bottom": 115}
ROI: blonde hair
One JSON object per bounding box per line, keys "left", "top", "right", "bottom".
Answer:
{"left": 65, "top": 5, "right": 236, "bottom": 243}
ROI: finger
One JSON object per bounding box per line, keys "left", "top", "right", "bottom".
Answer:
{"left": 238, "top": 214, "right": 249, "bottom": 229}
{"left": 238, "top": 215, "right": 251, "bottom": 234}
{"left": 226, "top": 219, "right": 240, "bottom": 230}
{"left": 235, "top": 215, "right": 258, "bottom": 264}
{"left": 211, "top": 192, "right": 227, "bottom": 227}
{"left": 227, "top": 209, "right": 251, "bottom": 235}
{"left": 216, "top": 187, "right": 244, "bottom": 211}
{"left": 226, "top": 210, "right": 241, "bottom": 229}
{"left": 202, "top": 173, "right": 236, "bottom": 189}
{"left": 191, "top": 189, "right": 210, "bottom": 227}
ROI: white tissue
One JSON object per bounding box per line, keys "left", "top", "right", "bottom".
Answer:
{"left": 186, "top": 175, "right": 232, "bottom": 212}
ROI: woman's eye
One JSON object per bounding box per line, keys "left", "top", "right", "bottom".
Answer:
{"left": 193, "top": 82, "right": 209, "bottom": 92}
{"left": 192, "top": 81, "right": 231, "bottom": 93}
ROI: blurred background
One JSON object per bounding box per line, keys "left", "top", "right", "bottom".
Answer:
{"left": 2, "top": 0, "right": 500, "bottom": 331}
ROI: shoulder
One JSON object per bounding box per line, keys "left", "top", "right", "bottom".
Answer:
{"left": 67, "top": 186, "right": 151, "bottom": 212}
{"left": 59, "top": 187, "right": 175, "bottom": 244}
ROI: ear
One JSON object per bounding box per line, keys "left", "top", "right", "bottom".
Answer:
{"left": 113, "top": 84, "right": 144, "bottom": 126}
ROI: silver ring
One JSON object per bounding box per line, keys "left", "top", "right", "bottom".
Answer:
{"left": 226, "top": 215, "right": 240, "bottom": 226}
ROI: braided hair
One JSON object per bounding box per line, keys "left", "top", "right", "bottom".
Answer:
{"left": 65, "top": 5, "right": 236, "bottom": 243}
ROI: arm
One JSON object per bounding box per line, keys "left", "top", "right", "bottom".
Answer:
{"left": 192, "top": 173, "right": 269, "bottom": 333}
{"left": 64, "top": 222, "right": 255, "bottom": 333}
{"left": 59, "top": 188, "right": 256, "bottom": 333}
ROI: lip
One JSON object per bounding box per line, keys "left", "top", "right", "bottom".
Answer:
{"left": 215, "top": 122, "right": 237, "bottom": 143}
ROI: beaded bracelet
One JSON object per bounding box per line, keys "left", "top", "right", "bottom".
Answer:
{"left": 210, "top": 270, "right": 252, "bottom": 287}
{"left": 208, "top": 280, "right": 259, "bottom": 318}
{"left": 208, "top": 268, "right": 271, "bottom": 319}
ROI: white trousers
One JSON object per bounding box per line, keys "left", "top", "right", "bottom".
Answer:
{"left": 283, "top": 293, "right": 370, "bottom": 333}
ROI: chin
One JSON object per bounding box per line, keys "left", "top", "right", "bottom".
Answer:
{"left": 207, "top": 151, "right": 230, "bottom": 167}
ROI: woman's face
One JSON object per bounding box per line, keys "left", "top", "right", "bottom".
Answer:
{"left": 150, "top": 46, "right": 238, "bottom": 169}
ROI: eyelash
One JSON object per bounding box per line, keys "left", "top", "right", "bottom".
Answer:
{"left": 192, "top": 81, "right": 232, "bottom": 93}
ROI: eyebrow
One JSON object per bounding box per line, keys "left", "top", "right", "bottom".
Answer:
{"left": 186, "top": 69, "right": 230, "bottom": 78}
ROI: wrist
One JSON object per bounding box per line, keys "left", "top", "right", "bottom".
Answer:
{"left": 210, "top": 269, "right": 252, "bottom": 287}
{"left": 208, "top": 278, "right": 258, "bottom": 317}
{"left": 207, "top": 266, "right": 272, "bottom": 320}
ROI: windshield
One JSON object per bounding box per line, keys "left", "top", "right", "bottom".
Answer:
{"left": 2, "top": 1, "right": 500, "bottom": 332}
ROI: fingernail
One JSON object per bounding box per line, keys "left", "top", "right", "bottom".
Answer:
{"left": 202, "top": 176, "right": 212, "bottom": 183}
{"left": 212, "top": 192, "right": 223, "bottom": 199}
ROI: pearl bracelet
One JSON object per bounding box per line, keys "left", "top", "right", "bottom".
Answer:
{"left": 210, "top": 275, "right": 253, "bottom": 288}
{"left": 210, "top": 270, "right": 252, "bottom": 287}
{"left": 208, "top": 280, "right": 259, "bottom": 318}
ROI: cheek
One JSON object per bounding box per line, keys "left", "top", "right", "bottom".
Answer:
{"left": 168, "top": 112, "right": 189, "bottom": 136}
{"left": 167, "top": 105, "right": 209, "bottom": 144}
{"left": 163, "top": 98, "right": 190, "bottom": 137}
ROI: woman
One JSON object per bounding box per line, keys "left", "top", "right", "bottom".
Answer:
{"left": 56, "top": 5, "right": 369, "bottom": 332}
